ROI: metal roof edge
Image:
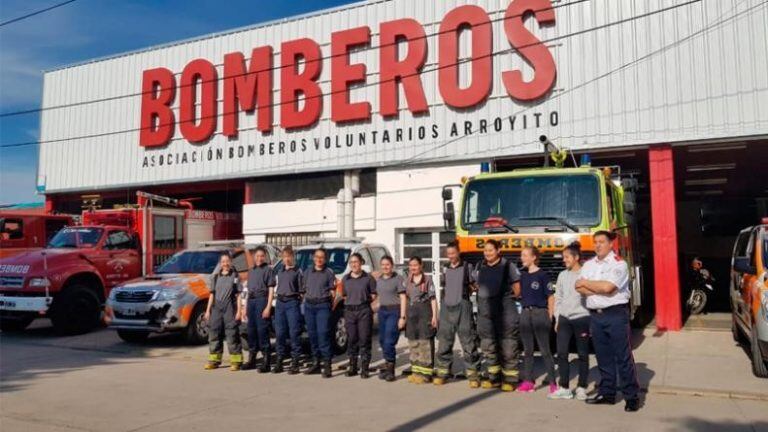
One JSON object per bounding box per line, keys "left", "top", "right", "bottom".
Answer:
{"left": 43, "top": 0, "right": 392, "bottom": 74}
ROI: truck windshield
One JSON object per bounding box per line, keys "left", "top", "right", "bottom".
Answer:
{"left": 156, "top": 251, "right": 222, "bottom": 274}
{"left": 48, "top": 227, "right": 104, "bottom": 248}
{"left": 295, "top": 248, "right": 350, "bottom": 275}
{"left": 461, "top": 174, "right": 601, "bottom": 230}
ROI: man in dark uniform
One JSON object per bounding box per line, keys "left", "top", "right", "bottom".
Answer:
{"left": 434, "top": 241, "right": 481, "bottom": 387}
{"left": 302, "top": 248, "right": 337, "bottom": 378}
{"left": 576, "top": 231, "right": 640, "bottom": 412}
{"left": 243, "top": 245, "right": 276, "bottom": 372}
{"left": 273, "top": 245, "right": 305, "bottom": 375}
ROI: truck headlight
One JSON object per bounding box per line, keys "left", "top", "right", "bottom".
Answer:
{"left": 154, "top": 287, "right": 185, "bottom": 301}
{"left": 28, "top": 277, "right": 51, "bottom": 288}
{"left": 108, "top": 289, "right": 119, "bottom": 301}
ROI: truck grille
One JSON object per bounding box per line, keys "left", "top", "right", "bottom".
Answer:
{"left": 463, "top": 251, "right": 595, "bottom": 282}
{"left": 0, "top": 276, "right": 24, "bottom": 289}
{"left": 114, "top": 290, "right": 155, "bottom": 303}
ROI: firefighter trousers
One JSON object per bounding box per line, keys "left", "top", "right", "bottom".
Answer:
{"left": 208, "top": 301, "right": 242, "bottom": 364}
{"left": 435, "top": 299, "right": 480, "bottom": 378}
{"left": 345, "top": 304, "right": 373, "bottom": 363}
{"left": 406, "top": 301, "right": 435, "bottom": 377}
{"left": 477, "top": 294, "right": 520, "bottom": 383}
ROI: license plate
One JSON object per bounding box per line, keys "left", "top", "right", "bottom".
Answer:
{"left": 123, "top": 308, "right": 137, "bottom": 316}
{"left": 1, "top": 300, "right": 16, "bottom": 308}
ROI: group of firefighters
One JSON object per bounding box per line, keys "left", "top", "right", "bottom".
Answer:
{"left": 203, "top": 231, "right": 640, "bottom": 412}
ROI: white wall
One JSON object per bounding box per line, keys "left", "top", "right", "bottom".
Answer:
{"left": 243, "top": 162, "right": 481, "bottom": 257}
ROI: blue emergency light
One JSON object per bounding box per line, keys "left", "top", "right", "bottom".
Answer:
{"left": 480, "top": 162, "right": 491, "bottom": 173}
{"left": 580, "top": 154, "right": 591, "bottom": 167}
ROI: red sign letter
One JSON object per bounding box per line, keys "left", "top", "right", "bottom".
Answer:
{"left": 179, "top": 59, "right": 218, "bottom": 143}
{"left": 223, "top": 47, "right": 274, "bottom": 137}
{"left": 503, "top": 0, "right": 556, "bottom": 101}
{"left": 139, "top": 68, "right": 176, "bottom": 147}
{"left": 281, "top": 38, "right": 323, "bottom": 129}
{"left": 331, "top": 26, "right": 372, "bottom": 123}
{"left": 438, "top": 5, "right": 493, "bottom": 109}
{"left": 379, "top": 19, "right": 428, "bottom": 117}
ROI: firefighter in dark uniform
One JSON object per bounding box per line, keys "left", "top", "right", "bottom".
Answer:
{"left": 434, "top": 241, "right": 481, "bottom": 387}
{"left": 338, "top": 252, "right": 377, "bottom": 378}
{"left": 273, "top": 245, "right": 305, "bottom": 375}
{"left": 404, "top": 256, "right": 438, "bottom": 384}
{"left": 473, "top": 239, "right": 521, "bottom": 391}
{"left": 302, "top": 248, "right": 337, "bottom": 378}
{"left": 576, "top": 230, "right": 640, "bottom": 412}
{"left": 375, "top": 255, "right": 407, "bottom": 382}
{"left": 204, "top": 253, "right": 244, "bottom": 371}
{"left": 242, "top": 245, "right": 276, "bottom": 372}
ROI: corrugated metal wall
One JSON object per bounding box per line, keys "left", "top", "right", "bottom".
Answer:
{"left": 38, "top": 0, "right": 768, "bottom": 193}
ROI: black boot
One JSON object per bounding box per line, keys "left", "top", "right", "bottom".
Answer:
{"left": 272, "top": 356, "right": 284, "bottom": 374}
{"left": 242, "top": 351, "right": 257, "bottom": 370}
{"left": 322, "top": 359, "right": 333, "bottom": 378}
{"left": 360, "top": 360, "right": 371, "bottom": 379}
{"left": 258, "top": 354, "right": 271, "bottom": 373}
{"left": 384, "top": 361, "right": 396, "bottom": 382}
{"left": 288, "top": 357, "right": 301, "bottom": 375}
{"left": 304, "top": 358, "right": 321, "bottom": 375}
{"left": 345, "top": 357, "right": 358, "bottom": 377}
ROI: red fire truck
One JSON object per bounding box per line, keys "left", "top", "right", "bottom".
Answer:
{"left": 0, "top": 192, "right": 240, "bottom": 334}
{"left": 0, "top": 212, "right": 73, "bottom": 259}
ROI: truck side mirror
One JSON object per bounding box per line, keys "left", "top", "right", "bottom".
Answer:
{"left": 733, "top": 257, "right": 756, "bottom": 275}
{"left": 443, "top": 202, "right": 456, "bottom": 231}
{"left": 442, "top": 188, "right": 453, "bottom": 201}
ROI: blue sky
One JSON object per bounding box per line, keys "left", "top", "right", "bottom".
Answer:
{"left": 0, "top": 0, "right": 355, "bottom": 205}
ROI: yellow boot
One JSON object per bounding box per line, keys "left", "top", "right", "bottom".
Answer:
{"left": 230, "top": 362, "right": 242, "bottom": 371}
{"left": 501, "top": 382, "right": 515, "bottom": 392}
{"left": 468, "top": 379, "right": 481, "bottom": 389}
{"left": 204, "top": 361, "right": 220, "bottom": 370}
{"left": 433, "top": 376, "right": 446, "bottom": 386}
{"left": 481, "top": 378, "right": 501, "bottom": 389}
{"left": 412, "top": 374, "right": 428, "bottom": 385}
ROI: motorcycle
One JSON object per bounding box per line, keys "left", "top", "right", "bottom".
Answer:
{"left": 687, "top": 264, "right": 714, "bottom": 315}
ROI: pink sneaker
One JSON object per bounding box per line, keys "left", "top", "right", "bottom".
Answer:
{"left": 517, "top": 381, "right": 535, "bottom": 392}
{"left": 549, "top": 383, "right": 558, "bottom": 395}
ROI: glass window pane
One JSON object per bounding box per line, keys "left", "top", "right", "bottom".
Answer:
{"left": 404, "top": 246, "right": 432, "bottom": 260}
{"left": 439, "top": 232, "right": 456, "bottom": 244}
{"left": 404, "top": 232, "right": 432, "bottom": 245}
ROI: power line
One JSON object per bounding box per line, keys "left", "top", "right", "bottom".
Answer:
{"left": 0, "top": 0, "right": 702, "bottom": 150}
{"left": 0, "top": 0, "right": 78, "bottom": 28}
{"left": 0, "top": 0, "right": 590, "bottom": 119}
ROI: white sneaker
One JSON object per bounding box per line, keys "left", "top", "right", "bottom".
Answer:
{"left": 575, "top": 387, "right": 588, "bottom": 401}
{"left": 547, "top": 387, "right": 573, "bottom": 400}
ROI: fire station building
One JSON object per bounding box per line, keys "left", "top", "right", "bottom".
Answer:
{"left": 37, "top": 0, "right": 768, "bottom": 330}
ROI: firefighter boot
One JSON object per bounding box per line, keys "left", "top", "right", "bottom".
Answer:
{"left": 360, "top": 360, "right": 371, "bottom": 379}
{"left": 242, "top": 351, "right": 257, "bottom": 370}
{"left": 258, "top": 354, "right": 271, "bottom": 373}
{"left": 433, "top": 376, "right": 446, "bottom": 386}
{"left": 230, "top": 362, "right": 242, "bottom": 372}
{"left": 346, "top": 357, "right": 359, "bottom": 377}
{"left": 272, "top": 356, "right": 285, "bottom": 374}
{"left": 304, "top": 358, "right": 321, "bottom": 375}
{"left": 384, "top": 362, "right": 397, "bottom": 382}
{"left": 322, "top": 359, "right": 333, "bottom": 378}
{"left": 204, "top": 361, "right": 220, "bottom": 370}
{"left": 288, "top": 357, "right": 301, "bottom": 375}
{"left": 481, "top": 375, "right": 501, "bottom": 389}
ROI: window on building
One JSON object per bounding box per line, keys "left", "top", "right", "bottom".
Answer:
{"left": 265, "top": 232, "right": 321, "bottom": 249}
{"left": 399, "top": 230, "right": 454, "bottom": 289}
{"left": 247, "top": 169, "right": 376, "bottom": 203}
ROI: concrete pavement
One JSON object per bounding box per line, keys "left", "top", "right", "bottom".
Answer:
{"left": 1, "top": 320, "right": 766, "bottom": 432}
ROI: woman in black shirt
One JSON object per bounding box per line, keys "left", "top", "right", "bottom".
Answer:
{"left": 517, "top": 246, "right": 556, "bottom": 394}
{"left": 339, "top": 253, "right": 377, "bottom": 378}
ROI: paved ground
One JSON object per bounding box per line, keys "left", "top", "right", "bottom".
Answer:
{"left": 1, "top": 320, "right": 766, "bottom": 432}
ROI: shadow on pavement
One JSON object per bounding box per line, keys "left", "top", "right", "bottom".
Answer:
{"left": 670, "top": 418, "right": 768, "bottom": 432}
{"left": 386, "top": 390, "right": 500, "bottom": 432}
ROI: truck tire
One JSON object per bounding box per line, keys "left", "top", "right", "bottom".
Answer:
{"left": 117, "top": 329, "right": 150, "bottom": 343}
{"left": 750, "top": 326, "right": 768, "bottom": 378}
{"left": 50, "top": 285, "right": 101, "bottom": 335}
{"left": 0, "top": 315, "right": 34, "bottom": 332}
{"left": 184, "top": 303, "right": 208, "bottom": 345}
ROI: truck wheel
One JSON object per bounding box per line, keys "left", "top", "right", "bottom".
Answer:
{"left": 184, "top": 303, "right": 208, "bottom": 345}
{"left": 331, "top": 308, "right": 348, "bottom": 355}
{"left": 750, "top": 326, "right": 768, "bottom": 378}
{"left": 732, "top": 315, "right": 746, "bottom": 344}
{"left": 0, "top": 315, "right": 34, "bottom": 332}
{"left": 117, "top": 330, "right": 150, "bottom": 343}
{"left": 50, "top": 285, "right": 101, "bottom": 335}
